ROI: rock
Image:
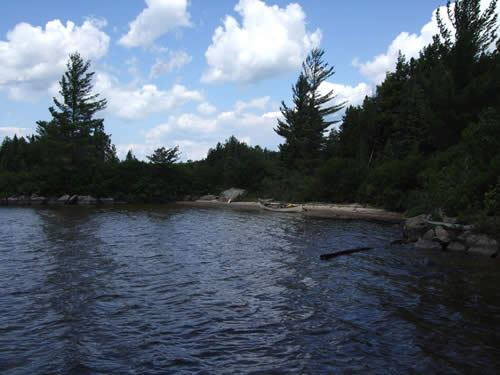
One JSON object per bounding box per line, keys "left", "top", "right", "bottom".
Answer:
{"left": 199, "top": 194, "right": 217, "bottom": 201}
{"left": 30, "top": 194, "right": 46, "bottom": 205}
{"left": 466, "top": 234, "right": 498, "bottom": 257}
{"left": 443, "top": 215, "right": 458, "bottom": 225}
{"left": 422, "top": 229, "right": 435, "bottom": 241}
{"left": 68, "top": 195, "right": 78, "bottom": 204}
{"left": 77, "top": 195, "right": 97, "bottom": 205}
{"left": 404, "top": 214, "right": 430, "bottom": 241}
{"left": 99, "top": 197, "right": 114, "bottom": 205}
{"left": 448, "top": 241, "right": 466, "bottom": 252}
{"left": 415, "top": 238, "right": 442, "bottom": 250}
{"left": 219, "top": 188, "right": 246, "bottom": 203}
{"left": 8, "top": 196, "right": 30, "bottom": 205}
{"left": 57, "top": 194, "right": 71, "bottom": 204}
{"left": 434, "top": 226, "right": 451, "bottom": 244}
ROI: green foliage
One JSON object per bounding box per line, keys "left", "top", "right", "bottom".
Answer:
{"left": 147, "top": 146, "right": 180, "bottom": 165}
{"left": 484, "top": 178, "right": 500, "bottom": 215}
{"left": 275, "top": 48, "right": 344, "bottom": 172}
{"left": 316, "top": 158, "right": 368, "bottom": 202}
{"left": 359, "top": 156, "right": 425, "bottom": 211}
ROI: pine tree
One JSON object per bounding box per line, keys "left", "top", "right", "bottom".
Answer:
{"left": 36, "top": 52, "right": 113, "bottom": 191}
{"left": 437, "top": 0, "right": 498, "bottom": 87}
{"left": 275, "top": 48, "right": 344, "bottom": 171}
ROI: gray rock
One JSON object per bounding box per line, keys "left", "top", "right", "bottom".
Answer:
{"left": 8, "top": 196, "right": 30, "bottom": 205}
{"left": 404, "top": 214, "right": 430, "bottom": 241}
{"left": 199, "top": 194, "right": 217, "bottom": 201}
{"left": 434, "top": 226, "right": 451, "bottom": 244}
{"left": 446, "top": 241, "right": 466, "bottom": 253}
{"left": 219, "top": 188, "right": 246, "bottom": 203}
{"left": 448, "top": 241, "right": 466, "bottom": 252}
{"left": 466, "top": 234, "right": 498, "bottom": 257}
{"left": 68, "top": 195, "right": 78, "bottom": 204}
{"left": 57, "top": 194, "right": 70, "bottom": 204}
{"left": 415, "top": 238, "right": 442, "bottom": 250}
{"left": 77, "top": 195, "right": 97, "bottom": 205}
{"left": 443, "top": 215, "right": 458, "bottom": 225}
{"left": 422, "top": 229, "right": 435, "bottom": 241}
{"left": 30, "top": 194, "right": 46, "bottom": 205}
{"left": 99, "top": 197, "right": 114, "bottom": 205}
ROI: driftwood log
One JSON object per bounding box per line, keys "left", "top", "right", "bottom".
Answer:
{"left": 320, "top": 247, "right": 373, "bottom": 260}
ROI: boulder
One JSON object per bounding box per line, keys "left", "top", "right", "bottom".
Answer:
{"left": 404, "top": 214, "right": 430, "bottom": 241}
{"left": 30, "top": 194, "right": 47, "bottom": 205}
{"left": 434, "top": 226, "right": 451, "bottom": 244}
{"left": 8, "top": 196, "right": 30, "bottom": 205}
{"left": 77, "top": 195, "right": 97, "bottom": 205}
{"left": 219, "top": 188, "right": 246, "bottom": 203}
{"left": 448, "top": 241, "right": 466, "bottom": 252}
{"left": 57, "top": 194, "right": 71, "bottom": 204}
{"left": 68, "top": 195, "right": 78, "bottom": 204}
{"left": 466, "top": 234, "right": 498, "bottom": 257}
{"left": 415, "top": 238, "right": 442, "bottom": 251}
{"left": 199, "top": 194, "right": 217, "bottom": 201}
{"left": 422, "top": 229, "right": 435, "bottom": 241}
{"left": 99, "top": 197, "right": 114, "bottom": 205}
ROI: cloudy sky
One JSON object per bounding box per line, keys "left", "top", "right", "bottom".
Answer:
{"left": 0, "top": 0, "right": 496, "bottom": 160}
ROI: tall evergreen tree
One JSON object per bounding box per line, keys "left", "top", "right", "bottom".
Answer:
{"left": 437, "top": 0, "right": 498, "bottom": 87}
{"left": 275, "top": 48, "right": 344, "bottom": 171}
{"left": 36, "top": 52, "right": 113, "bottom": 191}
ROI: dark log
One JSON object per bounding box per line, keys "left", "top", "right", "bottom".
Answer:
{"left": 320, "top": 247, "right": 373, "bottom": 260}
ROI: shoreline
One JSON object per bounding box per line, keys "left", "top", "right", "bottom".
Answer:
{"left": 175, "top": 200, "right": 404, "bottom": 223}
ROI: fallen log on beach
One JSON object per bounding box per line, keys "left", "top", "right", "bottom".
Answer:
{"left": 320, "top": 247, "right": 374, "bottom": 260}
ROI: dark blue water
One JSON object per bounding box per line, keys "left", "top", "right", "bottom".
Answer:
{"left": 0, "top": 206, "right": 499, "bottom": 374}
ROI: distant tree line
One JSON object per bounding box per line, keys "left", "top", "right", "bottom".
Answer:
{"left": 1, "top": 0, "right": 499, "bottom": 221}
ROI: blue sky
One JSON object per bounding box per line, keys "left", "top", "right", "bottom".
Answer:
{"left": 0, "top": 0, "right": 495, "bottom": 160}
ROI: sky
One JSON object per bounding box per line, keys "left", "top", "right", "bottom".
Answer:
{"left": 0, "top": 0, "right": 497, "bottom": 161}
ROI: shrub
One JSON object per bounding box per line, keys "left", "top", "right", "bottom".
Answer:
{"left": 316, "top": 158, "right": 368, "bottom": 202}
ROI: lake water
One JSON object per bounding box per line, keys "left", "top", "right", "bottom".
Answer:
{"left": 0, "top": 205, "right": 499, "bottom": 374}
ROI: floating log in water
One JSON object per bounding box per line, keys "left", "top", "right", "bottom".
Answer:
{"left": 320, "top": 247, "right": 373, "bottom": 260}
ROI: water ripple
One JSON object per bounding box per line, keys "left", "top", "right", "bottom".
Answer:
{"left": 0, "top": 206, "right": 499, "bottom": 374}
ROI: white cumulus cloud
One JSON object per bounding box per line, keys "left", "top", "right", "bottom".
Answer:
{"left": 197, "top": 102, "right": 217, "bottom": 115}
{"left": 0, "top": 127, "right": 33, "bottom": 139}
{"left": 119, "top": 0, "right": 191, "bottom": 48}
{"left": 150, "top": 50, "right": 193, "bottom": 78}
{"left": 352, "top": 11, "right": 441, "bottom": 84}
{"left": 126, "top": 95, "right": 283, "bottom": 161}
{"left": 319, "top": 82, "right": 373, "bottom": 109}
{"left": 201, "top": 0, "right": 321, "bottom": 84}
{"left": 353, "top": 1, "right": 499, "bottom": 84}
{"left": 0, "top": 18, "right": 109, "bottom": 100}
{"left": 95, "top": 72, "right": 203, "bottom": 120}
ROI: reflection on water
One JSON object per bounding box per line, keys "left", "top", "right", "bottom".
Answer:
{"left": 0, "top": 205, "right": 499, "bottom": 374}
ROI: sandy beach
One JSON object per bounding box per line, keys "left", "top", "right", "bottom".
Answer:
{"left": 175, "top": 200, "right": 403, "bottom": 223}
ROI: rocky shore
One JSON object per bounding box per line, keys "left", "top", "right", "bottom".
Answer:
{"left": 4, "top": 189, "right": 497, "bottom": 259}
{"left": 403, "top": 214, "right": 498, "bottom": 258}
{"left": 0, "top": 194, "right": 115, "bottom": 206}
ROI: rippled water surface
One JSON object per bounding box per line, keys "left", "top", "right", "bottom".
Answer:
{"left": 1, "top": 205, "right": 499, "bottom": 374}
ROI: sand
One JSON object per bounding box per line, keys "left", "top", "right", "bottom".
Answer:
{"left": 175, "top": 200, "right": 403, "bottom": 223}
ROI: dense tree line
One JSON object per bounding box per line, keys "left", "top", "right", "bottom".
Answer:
{"left": 1, "top": 0, "right": 499, "bottom": 222}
